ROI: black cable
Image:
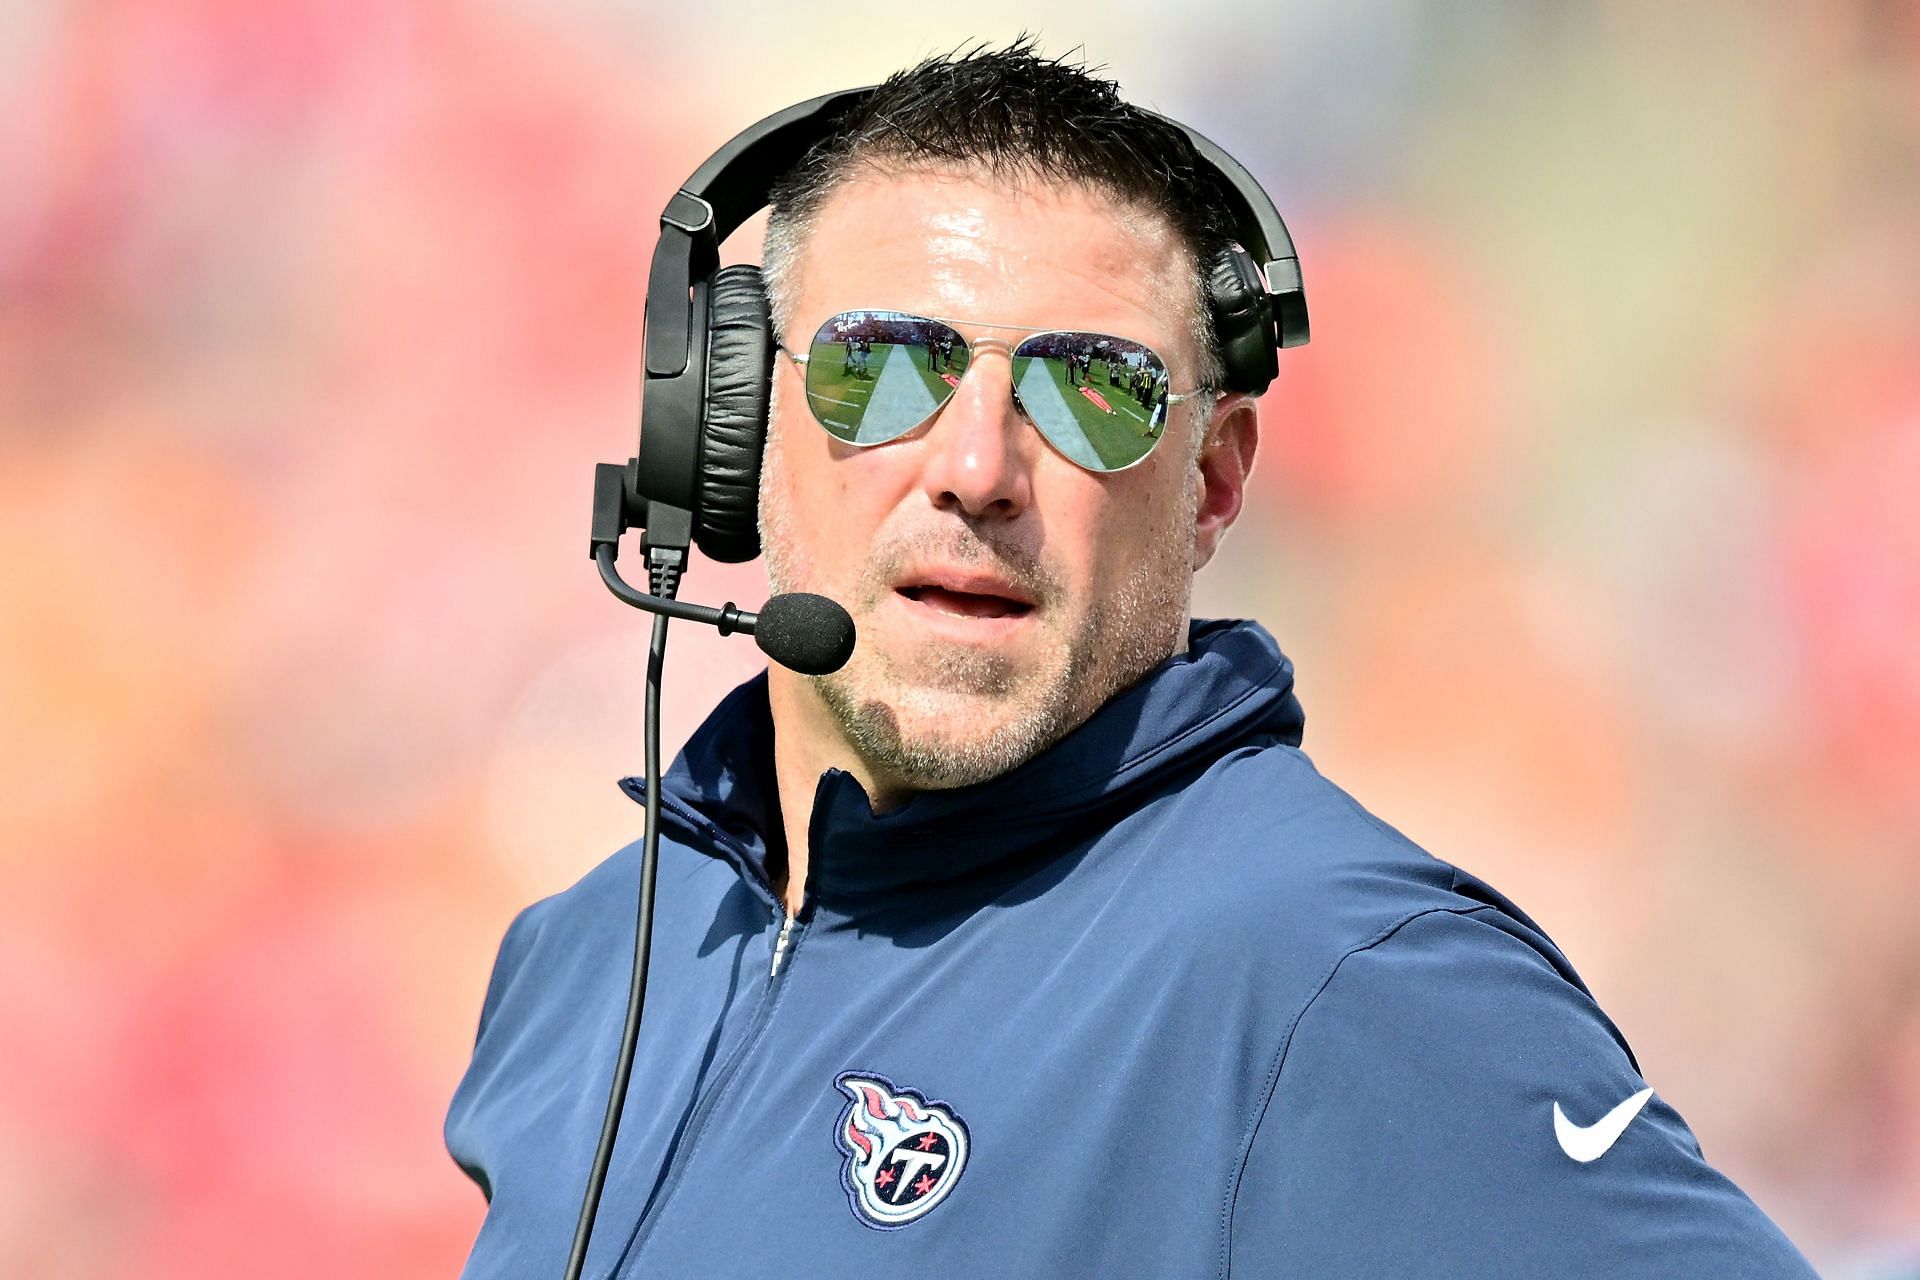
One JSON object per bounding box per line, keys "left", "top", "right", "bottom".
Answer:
{"left": 562, "top": 600, "right": 671, "bottom": 1280}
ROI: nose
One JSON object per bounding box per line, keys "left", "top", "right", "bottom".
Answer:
{"left": 916, "top": 343, "right": 1036, "bottom": 519}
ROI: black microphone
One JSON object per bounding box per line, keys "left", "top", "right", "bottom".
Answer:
{"left": 753, "top": 591, "right": 857, "bottom": 675}
{"left": 593, "top": 544, "right": 856, "bottom": 675}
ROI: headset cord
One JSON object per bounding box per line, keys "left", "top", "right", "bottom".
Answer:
{"left": 562, "top": 549, "right": 681, "bottom": 1280}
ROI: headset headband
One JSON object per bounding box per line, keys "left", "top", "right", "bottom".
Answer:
{"left": 645, "top": 87, "right": 1305, "bottom": 382}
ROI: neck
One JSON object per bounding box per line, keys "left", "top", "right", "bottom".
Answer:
{"left": 762, "top": 617, "right": 1197, "bottom": 916}
{"left": 766, "top": 669, "right": 910, "bottom": 917}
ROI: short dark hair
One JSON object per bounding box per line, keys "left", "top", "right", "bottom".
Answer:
{"left": 763, "top": 40, "right": 1235, "bottom": 388}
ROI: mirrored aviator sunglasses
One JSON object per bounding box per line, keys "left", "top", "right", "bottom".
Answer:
{"left": 781, "top": 309, "right": 1203, "bottom": 472}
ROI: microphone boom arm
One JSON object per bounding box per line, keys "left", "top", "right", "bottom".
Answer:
{"left": 594, "top": 544, "right": 757, "bottom": 636}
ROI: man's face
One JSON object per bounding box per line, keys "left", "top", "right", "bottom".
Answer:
{"left": 760, "top": 166, "right": 1238, "bottom": 794}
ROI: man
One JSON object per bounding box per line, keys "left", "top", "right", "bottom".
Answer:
{"left": 446, "top": 47, "right": 1815, "bottom": 1277}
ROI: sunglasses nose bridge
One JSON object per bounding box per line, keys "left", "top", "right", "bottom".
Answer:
{"left": 944, "top": 337, "right": 1019, "bottom": 411}
{"left": 963, "top": 336, "right": 1015, "bottom": 362}
{"left": 931, "top": 333, "right": 1014, "bottom": 404}
{"left": 934, "top": 335, "right": 1020, "bottom": 425}
{"left": 936, "top": 335, "right": 1087, "bottom": 451}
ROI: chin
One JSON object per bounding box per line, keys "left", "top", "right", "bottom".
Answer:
{"left": 819, "top": 670, "right": 1083, "bottom": 793}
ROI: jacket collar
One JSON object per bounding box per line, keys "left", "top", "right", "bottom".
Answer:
{"left": 623, "top": 619, "right": 1304, "bottom": 911}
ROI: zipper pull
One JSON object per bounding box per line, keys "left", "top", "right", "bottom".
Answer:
{"left": 770, "top": 913, "right": 795, "bottom": 979}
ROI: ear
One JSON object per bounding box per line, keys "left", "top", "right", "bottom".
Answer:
{"left": 1191, "top": 394, "right": 1259, "bottom": 571}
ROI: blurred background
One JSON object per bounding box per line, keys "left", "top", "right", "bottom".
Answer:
{"left": 3, "top": 0, "right": 1917, "bottom": 1273}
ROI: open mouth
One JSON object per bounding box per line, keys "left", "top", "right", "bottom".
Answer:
{"left": 897, "top": 584, "right": 1035, "bottom": 620}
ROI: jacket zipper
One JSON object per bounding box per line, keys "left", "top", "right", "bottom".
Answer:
{"left": 769, "top": 910, "right": 796, "bottom": 978}
{"left": 611, "top": 899, "right": 806, "bottom": 1275}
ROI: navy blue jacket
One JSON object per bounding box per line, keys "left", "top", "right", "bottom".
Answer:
{"left": 446, "top": 620, "right": 1814, "bottom": 1277}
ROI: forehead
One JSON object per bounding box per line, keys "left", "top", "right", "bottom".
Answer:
{"left": 788, "top": 165, "right": 1199, "bottom": 365}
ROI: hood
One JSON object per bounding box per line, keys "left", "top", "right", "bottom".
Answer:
{"left": 622, "top": 618, "right": 1304, "bottom": 910}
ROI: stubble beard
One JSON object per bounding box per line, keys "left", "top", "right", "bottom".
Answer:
{"left": 759, "top": 420, "right": 1198, "bottom": 794}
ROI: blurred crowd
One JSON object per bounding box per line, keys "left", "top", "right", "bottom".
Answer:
{"left": 1, "top": 2, "right": 1915, "bottom": 1273}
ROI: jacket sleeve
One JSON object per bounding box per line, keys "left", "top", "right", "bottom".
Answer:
{"left": 1226, "top": 905, "right": 1816, "bottom": 1278}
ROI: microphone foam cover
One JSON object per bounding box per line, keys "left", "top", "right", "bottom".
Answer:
{"left": 753, "top": 593, "right": 857, "bottom": 675}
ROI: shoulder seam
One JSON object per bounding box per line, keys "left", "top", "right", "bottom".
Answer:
{"left": 1216, "top": 903, "right": 1504, "bottom": 1279}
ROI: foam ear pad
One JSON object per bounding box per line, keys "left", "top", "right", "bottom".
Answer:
{"left": 1206, "top": 245, "right": 1279, "bottom": 395}
{"left": 696, "top": 264, "right": 774, "bottom": 563}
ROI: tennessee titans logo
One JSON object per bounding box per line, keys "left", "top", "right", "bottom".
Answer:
{"left": 833, "top": 1071, "right": 970, "bottom": 1230}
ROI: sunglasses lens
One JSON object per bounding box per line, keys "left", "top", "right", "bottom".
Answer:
{"left": 1011, "top": 333, "right": 1173, "bottom": 471}
{"left": 802, "top": 311, "right": 969, "bottom": 445}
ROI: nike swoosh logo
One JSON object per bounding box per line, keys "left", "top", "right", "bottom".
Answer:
{"left": 1553, "top": 1087, "right": 1654, "bottom": 1162}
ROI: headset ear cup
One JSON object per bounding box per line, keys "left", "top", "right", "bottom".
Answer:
{"left": 696, "top": 264, "right": 773, "bottom": 564}
{"left": 1207, "top": 245, "right": 1279, "bottom": 395}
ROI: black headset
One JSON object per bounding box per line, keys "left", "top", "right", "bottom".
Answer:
{"left": 597, "top": 86, "right": 1310, "bottom": 568}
